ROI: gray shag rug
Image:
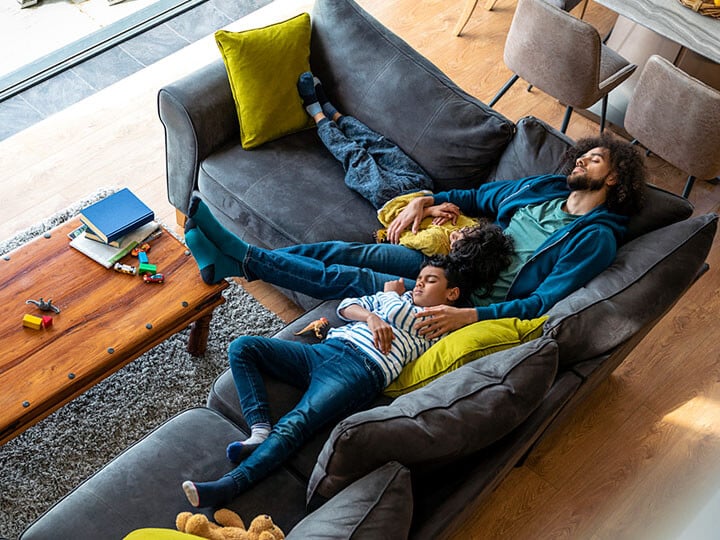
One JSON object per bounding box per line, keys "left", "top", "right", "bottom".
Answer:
{"left": 0, "top": 191, "right": 285, "bottom": 539}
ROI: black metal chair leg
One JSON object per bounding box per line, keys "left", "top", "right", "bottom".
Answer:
{"left": 560, "top": 105, "right": 573, "bottom": 133}
{"left": 489, "top": 74, "right": 520, "bottom": 107}
{"left": 599, "top": 94, "right": 608, "bottom": 132}
{"left": 682, "top": 175, "right": 696, "bottom": 199}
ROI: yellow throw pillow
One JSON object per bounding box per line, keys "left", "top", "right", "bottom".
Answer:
{"left": 123, "top": 529, "right": 204, "bottom": 540}
{"left": 215, "top": 13, "right": 315, "bottom": 149}
{"left": 384, "top": 316, "right": 548, "bottom": 397}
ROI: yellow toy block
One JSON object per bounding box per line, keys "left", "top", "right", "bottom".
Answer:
{"left": 23, "top": 314, "right": 43, "bottom": 330}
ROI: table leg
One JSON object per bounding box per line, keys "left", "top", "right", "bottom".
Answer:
{"left": 188, "top": 313, "right": 213, "bottom": 356}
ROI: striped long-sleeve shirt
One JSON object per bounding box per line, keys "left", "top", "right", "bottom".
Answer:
{"left": 326, "top": 291, "right": 441, "bottom": 387}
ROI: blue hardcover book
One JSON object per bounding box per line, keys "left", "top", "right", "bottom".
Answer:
{"left": 79, "top": 188, "right": 155, "bottom": 244}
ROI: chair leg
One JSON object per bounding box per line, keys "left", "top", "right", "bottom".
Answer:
{"left": 489, "top": 74, "right": 519, "bottom": 107}
{"left": 599, "top": 94, "right": 608, "bottom": 132}
{"left": 527, "top": 83, "right": 534, "bottom": 92}
{"left": 578, "top": 0, "right": 589, "bottom": 19}
{"left": 454, "top": 0, "right": 480, "bottom": 36}
{"left": 560, "top": 106, "right": 574, "bottom": 133}
{"left": 485, "top": 0, "right": 501, "bottom": 10}
{"left": 682, "top": 175, "right": 696, "bottom": 199}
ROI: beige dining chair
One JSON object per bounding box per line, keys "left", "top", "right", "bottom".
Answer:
{"left": 624, "top": 55, "right": 720, "bottom": 198}
{"left": 454, "top": 0, "right": 588, "bottom": 37}
{"left": 488, "top": 0, "right": 636, "bottom": 134}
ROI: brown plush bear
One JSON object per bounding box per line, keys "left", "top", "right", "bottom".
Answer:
{"left": 175, "top": 509, "right": 284, "bottom": 540}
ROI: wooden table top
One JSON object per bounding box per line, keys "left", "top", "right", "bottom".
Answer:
{"left": 0, "top": 218, "right": 228, "bottom": 444}
{"left": 596, "top": 0, "right": 720, "bottom": 64}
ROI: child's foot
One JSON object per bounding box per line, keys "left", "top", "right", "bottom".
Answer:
{"left": 226, "top": 422, "right": 271, "bottom": 463}
{"left": 297, "top": 72, "right": 322, "bottom": 117}
{"left": 187, "top": 197, "right": 250, "bottom": 262}
{"left": 226, "top": 441, "right": 260, "bottom": 463}
{"left": 313, "top": 76, "right": 338, "bottom": 119}
{"left": 184, "top": 223, "right": 243, "bottom": 284}
{"left": 182, "top": 476, "right": 237, "bottom": 508}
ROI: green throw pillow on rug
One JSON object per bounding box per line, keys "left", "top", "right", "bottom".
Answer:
{"left": 384, "top": 316, "right": 548, "bottom": 397}
{"left": 215, "top": 13, "right": 315, "bottom": 149}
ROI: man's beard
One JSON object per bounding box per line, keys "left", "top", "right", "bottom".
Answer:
{"left": 567, "top": 171, "right": 609, "bottom": 192}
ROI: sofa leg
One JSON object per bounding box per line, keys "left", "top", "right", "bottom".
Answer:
{"left": 176, "top": 208, "right": 187, "bottom": 229}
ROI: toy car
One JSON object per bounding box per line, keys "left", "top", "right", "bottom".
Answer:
{"left": 143, "top": 273, "right": 165, "bottom": 284}
{"left": 113, "top": 262, "right": 137, "bottom": 275}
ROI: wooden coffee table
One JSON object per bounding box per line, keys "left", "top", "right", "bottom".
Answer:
{"left": 0, "top": 218, "right": 228, "bottom": 445}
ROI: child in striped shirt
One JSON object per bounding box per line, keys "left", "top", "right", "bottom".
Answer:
{"left": 183, "top": 227, "right": 512, "bottom": 508}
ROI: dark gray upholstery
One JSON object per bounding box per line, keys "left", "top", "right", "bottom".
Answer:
{"left": 286, "top": 461, "right": 413, "bottom": 540}
{"left": 307, "top": 337, "right": 559, "bottom": 502}
{"left": 20, "top": 0, "right": 717, "bottom": 537}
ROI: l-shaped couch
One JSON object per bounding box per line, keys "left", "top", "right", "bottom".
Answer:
{"left": 20, "top": 0, "right": 717, "bottom": 538}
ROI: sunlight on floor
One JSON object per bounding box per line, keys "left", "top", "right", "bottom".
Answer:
{"left": 663, "top": 395, "right": 720, "bottom": 436}
{"left": 0, "top": 0, "right": 158, "bottom": 78}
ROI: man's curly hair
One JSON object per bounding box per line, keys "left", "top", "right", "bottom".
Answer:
{"left": 440, "top": 219, "right": 515, "bottom": 299}
{"left": 559, "top": 132, "right": 647, "bottom": 216}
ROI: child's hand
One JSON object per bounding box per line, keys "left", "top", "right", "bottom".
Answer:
{"left": 427, "top": 202, "right": 460, "bottom": 226}
{"left": 366, "top": 313, "right": 394, "bottom": 354}
{"left": 384, "top": 278, "right": 405, "bottom": 295}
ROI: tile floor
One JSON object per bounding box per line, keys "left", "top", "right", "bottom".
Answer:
{"left": 0, "top": 0, "right": 271, "bottom": 142}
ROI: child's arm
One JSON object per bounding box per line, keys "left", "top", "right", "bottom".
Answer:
{"left": 339, "top": 303, "right": 395, "bottom": 355}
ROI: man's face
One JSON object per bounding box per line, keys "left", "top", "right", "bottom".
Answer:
{"left": 567, "top": 146, "right": 615, "bottom": 192}
{"left": 412, "top": 265, "right": 458, "bottom": 307}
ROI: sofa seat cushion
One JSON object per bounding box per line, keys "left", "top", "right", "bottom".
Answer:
{"left": 306, "top": 336, "right": 559, "bottom": 501}
{"left": 19, "top": 408, "right": 309, "bottom": 540}
{"left": 198, "top": 130, "right": 379, "bottom": 248}
{"left": 309, "top": 0, "right": 514, "bottom": 192}
{"left": 545, "top": 213, "right": 718, "bottom": 368}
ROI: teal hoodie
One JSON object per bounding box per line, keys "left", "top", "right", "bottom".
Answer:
{"left": 433, "top": 174, "right": 629, "bottom": 321}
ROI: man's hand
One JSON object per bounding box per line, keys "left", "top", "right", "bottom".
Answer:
{"left": 366, "top": 313, "right": 395, "bottom": 354}
{"left": 414, "top": 306, "right": 478, "bottom": 339}
{"left": 386, "top": 196, "right": 432, "bottom": 244}
{"left": 384, "top": 278, "right": 406, "bottom": 295}
{"left": 426, "top": 202, "right": 460, "bottom": 226}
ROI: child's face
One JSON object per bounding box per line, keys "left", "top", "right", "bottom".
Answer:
{"left": 412, "top": 265, "right": 459, "bottom": 307}
{"left": 449, "top": 226, "right": 474, "bottom": 249}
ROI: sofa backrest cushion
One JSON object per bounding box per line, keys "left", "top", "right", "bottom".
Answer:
{"left": 306, "top": 336, "right": 558, "bottom": 502}
{"left": 287, "top": 461, "right": 412, "bottom": 540}
{"left": 488, "top": 115, "right": 574, "bottom": 180}
{"left": 545, "top": 213, "right": 717, "bottom": 368}
{"left": 309, "top": 0, "right": 515, "bottom": 192}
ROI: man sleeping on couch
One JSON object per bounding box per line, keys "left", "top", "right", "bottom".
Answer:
{"left": 183, "top": 73, "right": 649, "bottom": 339}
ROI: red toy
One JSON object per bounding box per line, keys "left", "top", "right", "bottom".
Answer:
{"left": 143, "top": 273, "right": 165, "bottom": 284}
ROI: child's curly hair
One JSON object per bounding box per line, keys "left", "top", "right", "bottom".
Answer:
{"left": 443, "top": 219, "right": 515, "bottom": 299}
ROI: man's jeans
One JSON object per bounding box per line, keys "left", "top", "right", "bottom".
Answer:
{"left": 317, "top": 115, "right": 432, "bottom": 209}
{"left": 226, "top": 335, "right": 385, "bottom": 491}
{"left": 243, "top": 240, "right": 427, "bottom": 300}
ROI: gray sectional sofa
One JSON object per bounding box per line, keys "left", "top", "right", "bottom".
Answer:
{"left": 20, "top": 0, "right": 717, "bottom": 538}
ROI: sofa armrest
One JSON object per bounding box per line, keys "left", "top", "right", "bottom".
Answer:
{"left": 306, "top": 336, "right": 558, "bottom": 502}
{"left": 158, "top": 60, "right": 238, "bottom": 215}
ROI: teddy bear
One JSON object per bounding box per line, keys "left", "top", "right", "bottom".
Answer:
{"left": 176, "top": 508, "right": 284, "bottom": 540}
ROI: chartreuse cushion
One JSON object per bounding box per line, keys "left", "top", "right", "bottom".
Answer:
{"left": 384, "top": 316, "right": 548, "bottom": 397}
{"left": 123, "top": 529, "right": 203, "bottom": 539}
{"left": 214, "top": 13, "right": 315, "bottom": 149}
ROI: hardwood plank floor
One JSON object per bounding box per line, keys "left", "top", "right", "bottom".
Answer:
{"left": 2, "top": 0, "right": 719, "bottom": 537}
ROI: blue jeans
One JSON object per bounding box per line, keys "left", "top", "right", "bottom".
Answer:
{"left": 226, "top": 335, "right": 385, "bottom": 491}
{"left": 243, "top": 240, "right": 427, "bottom": 300}
{"left": 317, "top": 115, "right": 432, "bottom": 209}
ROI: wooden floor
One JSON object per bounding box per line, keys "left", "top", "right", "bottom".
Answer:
{"left": 2, "top": 0, "right": 719, "bottom": 538}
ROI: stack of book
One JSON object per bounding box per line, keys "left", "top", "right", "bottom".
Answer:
{"left": 69, "top": 188, "right": 158, "bottom": 268}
